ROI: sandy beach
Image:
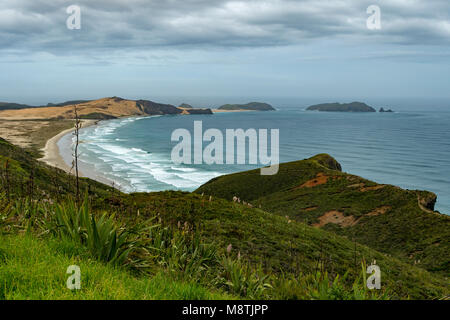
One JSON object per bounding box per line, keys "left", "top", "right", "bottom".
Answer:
{"left": 39, "top": 120, "right": 97, "bottom": 175}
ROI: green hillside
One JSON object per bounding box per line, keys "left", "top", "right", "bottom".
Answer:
{"left": 0, "top": 139, "right": 448, "bottom": 299}
{"left": 196, "top": 154, "right": 450, "bottom": 275}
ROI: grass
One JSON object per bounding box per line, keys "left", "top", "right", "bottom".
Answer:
{"left": 25, "top": 120, "right": 74, "bottom": 157}
{"left": 0, "top": 120, "right": 74, "bottom": 158}
{"left": 49, "top": 196, "right": 153, "bottom": 268}
{"left": 196, "top": 154, "right": 450, "bottom": 275}
{"left": 0, "top": 234, "right": 233, "bottom": 300}
{"left": 122, "top": 191, "right": 448, "bottom": 299}
{"left": 0, "top": 137, "right": 113, "bottom": 202}
{"left": 0, "top": 197, "right": 396, "bottom": 300}
{"left": 0, "top": 138, "right": 449, "bottom": 300}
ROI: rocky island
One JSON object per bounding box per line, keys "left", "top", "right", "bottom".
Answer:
{"left": 306, "top": 102, "right": 376, "bottom": 112}
{"left": 217, "top": 102, "right": 275, "bottom": 111}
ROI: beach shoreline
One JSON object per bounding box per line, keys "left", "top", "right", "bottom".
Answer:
{"left": 39, "top": 120, "right": 97, "bottom": 176}
{"left": 38, "top": 118, "right": 135, "bottom": 189}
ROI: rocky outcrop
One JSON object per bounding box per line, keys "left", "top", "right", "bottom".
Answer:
{"left": 417, "top": 191, "right": 437, "bottom": 212}
{"left": 310, "top": 153, "right": 342, "bottom": 171}
{"left": 178, "top": 103, "right": 213, "bottom": 114}
{"left": 181, "top": 108, "right": 213, "bottom": 115}
{"left": 136, "top": 100, "right": 182, "bottom": 115}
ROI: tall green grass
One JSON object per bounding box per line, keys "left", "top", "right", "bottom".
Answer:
{"left": 147, "top": 225, "right": 218, "bottom": 279}
{"left": 219, "top": 256, "right": 271, "bottom": 299}
{"left": 0, "top": 193, "right": 13, "bottom": 232}
{"left": 0, "top": 234, "right": 233, "bottom": 300}
{"left": 48, "top": 196, "right": 153, "bottom": 268}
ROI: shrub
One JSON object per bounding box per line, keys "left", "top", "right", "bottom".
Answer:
{"left": 48, "top": 195, "right": 153, "bottom": 269}
{"left": 218, "top": 256, "right": 271, "bottom": 299}
{"left": 269, "top": 263, "right": 390, "bottom": 300}
{"left": 147, "top": 225, "right": 219, "bottom": 280}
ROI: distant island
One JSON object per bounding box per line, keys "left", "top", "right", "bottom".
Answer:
{"left": 379, "top": 107, "right": 394, "bottom": 113}
{"left": 178, "top": 103, "right": 213, "bottom": 115}
{"left": 178, "top": 103, "right": 194, "bottom": 109}
{"left": 217, "top": 102, "right": 275, "bottom": 111}
{"left": 306, "top": 102, "right": 376, "bottom": 112}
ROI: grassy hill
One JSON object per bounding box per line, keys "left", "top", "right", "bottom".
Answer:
{"left": 196, "top": 154, "right": 450, "bottom": 275}
{"left": 0, "top": 139, "right": 448, "bottom": 299}
{"left": 0, "top": 97, "right": 212, "bottom": 120}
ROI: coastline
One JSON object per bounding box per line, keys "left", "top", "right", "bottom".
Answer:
{"left": 39, "top": 120, "right": 97, "bottom": 176}
{"left": 38, "top": 117, "right": 143, "bottom": 189}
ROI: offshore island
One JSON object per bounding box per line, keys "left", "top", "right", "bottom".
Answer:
{"left": 307, "top": 102, "right": 376, "bottom": 112}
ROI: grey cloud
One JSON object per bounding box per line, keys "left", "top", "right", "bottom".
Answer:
{"left": 0, "top": 0, "right": 449, "bottom": 55}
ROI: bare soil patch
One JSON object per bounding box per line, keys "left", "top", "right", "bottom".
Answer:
{"left": 297, "top": 173, "right": 329, "bottom": 188}
{"left": 366, "top": 206, "right": 391, "bottom": 216}
{"left": 313, "top": 211, "right": 356, "bottom": 227}
{"left": 360, "top": 185, "right": 386, "bottom": 192}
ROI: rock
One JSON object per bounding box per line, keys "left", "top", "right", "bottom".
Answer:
{"left": 309, "top": 154, "right": 342, "bottom": 171}
{"left": 417, "top": 191, "right": 437, "bottom": 211}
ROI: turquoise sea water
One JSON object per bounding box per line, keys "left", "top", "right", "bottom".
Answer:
{"left": 59, "top": 107, "right": 450, "bottom": 214}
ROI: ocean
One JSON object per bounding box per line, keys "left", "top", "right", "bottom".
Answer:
{"left": 58, "top": 103, "right": 450, "bottom": 214}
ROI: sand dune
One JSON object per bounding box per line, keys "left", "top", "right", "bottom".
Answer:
{"left": 0, "top": 97, "right": 215, "bottom": 120}
{"left": 0, "top": 97, "right": 145, "bottom": 120}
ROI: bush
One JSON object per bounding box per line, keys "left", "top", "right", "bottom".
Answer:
{"left": 147, "top": 224, "right": 219, "bottom": 280}
{"left": 218, "top": 256, "right": 271, "bottom": 299}
{"left": 269, "top": 263, "right": 390, "bottom": 300}
{"left": 48, "top": 195, "right": 152, "bottom": 269}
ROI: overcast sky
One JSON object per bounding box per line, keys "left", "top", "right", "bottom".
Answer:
{"left": 0, "top": 0, "right": 449, "bottom": 106}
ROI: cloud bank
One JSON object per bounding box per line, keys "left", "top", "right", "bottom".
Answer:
{"left": 0, "top": 0, "right": 449, "bottom": 55}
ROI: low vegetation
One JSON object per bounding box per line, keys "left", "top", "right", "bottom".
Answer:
{"left": 0, "top": 138, "right": 448, "bottom": 300}
{"left": 197, "top": 154, "right": 450, "bottom": 275}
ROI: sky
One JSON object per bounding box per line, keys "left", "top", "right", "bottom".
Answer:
{"left": 0, "top": 0, "right": 449, "bottom": 107}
